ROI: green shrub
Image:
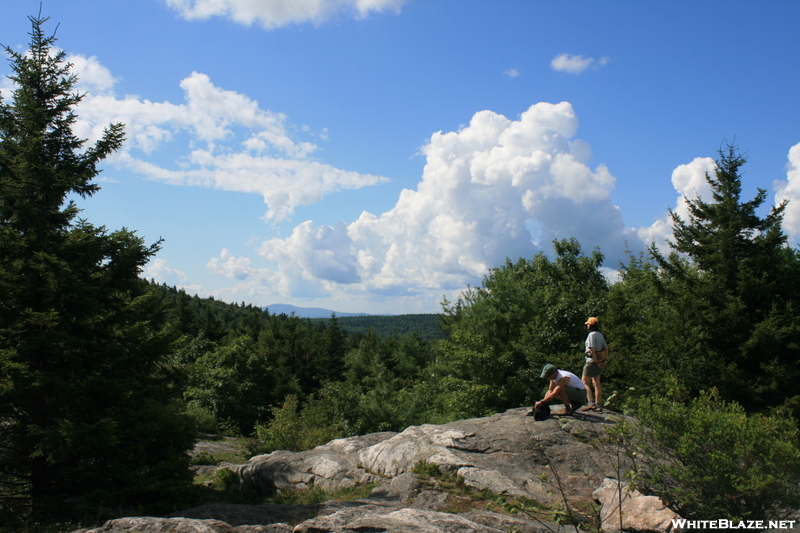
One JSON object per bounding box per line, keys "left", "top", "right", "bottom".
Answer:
{"left": 185, "top": 401, "right": 241, "bottom": 436}
{"left": 411, "top": 461, "right": 471, "bottom": 494}
{"left": 253, "top": 395, "right": 341, "bottom": 454}
{"left": 412, "top": 460, "right": 443, "bottom": 478}
{"left": 190, "top": 451, "right": 217, "bottom": 465}
{"left": 269, "top": 485, "right": 330, "bottom": 505}
{"left": 213, "top": 468, "right": 240, "bottom": 491}
{"left": 622, "top": 389, "right": 800, "bottom": 521}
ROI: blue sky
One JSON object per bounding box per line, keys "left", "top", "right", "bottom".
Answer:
{"left": 2, "top": 0, "right": 799, "bottom": 314}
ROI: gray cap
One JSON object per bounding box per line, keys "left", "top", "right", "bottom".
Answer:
{"left": 540, "top": 363, "right": 557, "bottom": 379}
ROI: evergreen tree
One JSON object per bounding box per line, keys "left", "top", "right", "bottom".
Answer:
{"left": 0, "top": 15, "right": 195, "bottom": 521}
{"left": 318, "top": 314, "right": 347, "bottom": 385}
{"left": 648, "top": 144, "right": 800, "bottom": 410}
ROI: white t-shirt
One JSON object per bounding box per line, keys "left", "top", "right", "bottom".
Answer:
{"left": 554, "top": 370, "right": 586, "bottom": 390}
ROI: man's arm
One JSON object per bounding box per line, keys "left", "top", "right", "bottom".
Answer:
{"left": 536, "top": 378, "right": 563, "bottom": 406}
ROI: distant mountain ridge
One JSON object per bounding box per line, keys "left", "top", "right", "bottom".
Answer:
{"left": 263, "top": 303, "right": 375, "bottom": 318}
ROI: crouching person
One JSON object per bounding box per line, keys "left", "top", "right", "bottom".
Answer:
{"left": 533, "top": 363, "right": 587, "bottom": 416}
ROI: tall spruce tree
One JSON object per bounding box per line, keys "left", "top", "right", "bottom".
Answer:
{"left": 0, "top": 15, "right": 195, "bottom": 521}
{"left": 649, "top": 144, "right": 800, "bottom": 410}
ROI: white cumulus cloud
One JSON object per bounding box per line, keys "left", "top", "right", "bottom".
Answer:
{"left": 774, "top": 142, "right": 800, "bottom": 240}
{"left": 165, "top": 0, "right": 406, "bottom": 29}
{"left": 551, "top": 53, "right": 611, "bottom": 74}
{"left": 2, "top": 51, "right": 118, "bottom": 100}
{"left": 144, "top": 258, "right": 207, "bottom": 295}
{"left": 207, "top": 248, "right": 259, "bottom": 280}
{"left": 233, "top": 102, "right": 637, "bottom": 305}
{"left": 212, "top": 139, "right": 800, "bottom": 310}
{"left": 69, "top": 61, "right": 387, "bottom": 221}
{"left": 636, "top": 156, "right": 716, "bottom": 251}
{"left": 68, "top": 54, "right": 119, "bottom": 95}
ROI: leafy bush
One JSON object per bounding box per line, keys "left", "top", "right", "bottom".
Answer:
{"left": 253, "top": 395, "right": 341, "bottom": 454}
{"left": 212, "top": 468, "right": 240, "bottom": 491}
{"left": 621, "top": 389, "right": 800, "bottom": 521}
{"left": 185, "top": 336, "right": 273, "bottom": 435}
{"left": 190, "top": 451, "right": 217, "bottom": 466}
{"left": 185, "top": 402, "right": 221, "bottom": 435}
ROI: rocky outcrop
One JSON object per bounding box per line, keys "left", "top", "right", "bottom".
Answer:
{"left": 74, "top": 406, "right": 677, "bottom": 533}
{"left": 292, "top": 506, "right": 566, "bottom": 533}
{"left": 235, "top": 431, "right": 395, "bottom": 495}
{"left": 72, "top": 516, "right": 290, "bottom": 532}
{"left": 593, "top": 478, "right": 682, "bottom": 533}
{"left": 237, "top": 406, "right": 621, "bottom": 506}
{"left": 74, "top": 511, "right": 573, "bottom": 533}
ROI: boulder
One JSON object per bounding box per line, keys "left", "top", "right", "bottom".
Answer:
{"left": 235, "top": 431, "right": 396, "bottom": 495}
{"left": 593, "top": 477, "right": 682, "bottom": 533}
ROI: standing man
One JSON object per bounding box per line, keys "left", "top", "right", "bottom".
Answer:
{"left": 581, "top": 317, "right": 608, "bottom": 412}
{"left": 534, "top": 364, "right": 587, "bottom": 416}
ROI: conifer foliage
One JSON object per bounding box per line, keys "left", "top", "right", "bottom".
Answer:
{"left": 0, "top": 15, "right": 195, "bottom": 521}
{"left": 647, "top": 145, "right": 800, "bottom": 410}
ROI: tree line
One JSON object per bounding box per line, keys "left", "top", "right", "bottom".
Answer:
{"left": 314, "top": 314, "right": 445, "bottom": 341}
{"left": 2, "top": 13, "right": 800, "bottom": 529}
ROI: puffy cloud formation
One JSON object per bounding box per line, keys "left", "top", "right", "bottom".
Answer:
{"left": 774, "top": 143, "right": 800, "bottom": 240}
{"left": 635, "top": 144, "right": 800, "bottom": 252}
{"left": 219, "top": 102, "right": 635, "bottom": 303}
{"left": 144, "top": 258, "right": 187, "bottom": 285}
{"left": 636, "top": 156, "right": 717, "bottom": 252}
{"left": 551, "top": 53, "right": 611, "bottom": 74}
{"left": 165, "top": 0, "right": 406, "bottom": 28}
{"left": 145, "top": 258, "right": 208, "bottom": 295}
{"left": 1, "top": 51, "right": 117, "bottom": 100}
{"left": 69, "top": 59, "right": 387, "bottom": 221}
{"left": 207, "top": 248, "right": 259, "bottom": 280}
{"left": 69, "top": 54, "right": 119, "bottom": 95}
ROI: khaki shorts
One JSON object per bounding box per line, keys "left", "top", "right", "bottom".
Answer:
{"left": 583, "top": 360, "right": 604, "bottom": 378}
{"left": 566, "top": 385, "right": 588, "bottom": 404}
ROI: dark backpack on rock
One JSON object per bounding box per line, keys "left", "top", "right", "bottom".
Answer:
{"left": 529, "top": 403, "right": 550, "bottom": 421}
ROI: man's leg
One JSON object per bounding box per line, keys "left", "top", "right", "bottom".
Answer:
{"left": 565, "top": 386, "right": 586, "bottom": 415}
{"left": 548, "top": 385, "right": 573, "bottom": 414}
{"left": 551, "top": 385, "right": 570, "bottom": 406}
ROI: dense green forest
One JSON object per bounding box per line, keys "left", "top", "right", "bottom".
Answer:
{"left": 314, "top": 314, "right": 445, "bottom": 340}
{"left": 2, "top": 14, "right": 800, "bottom": 531}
